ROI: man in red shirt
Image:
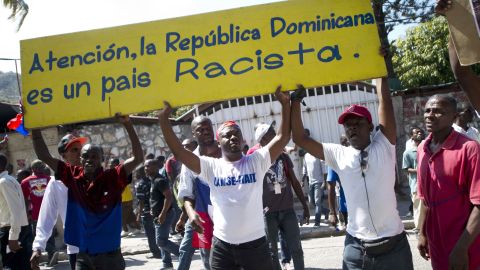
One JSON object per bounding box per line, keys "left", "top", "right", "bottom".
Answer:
{"left": 417, "top": 95, "right": 480, "bottom": 270}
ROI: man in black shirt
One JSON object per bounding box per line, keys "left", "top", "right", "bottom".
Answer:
{"left": 149, "top": 159, "right": 179, "bottom": 270}
{"left": 135, "top": 163, "right": 161, "bottom": 259}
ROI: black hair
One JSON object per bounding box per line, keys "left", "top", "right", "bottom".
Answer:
{"left": 428, "top": 94, "right": 457, "bottom": 112}
{"left": 0, "top": 155, "right": 7, "bottom": 171}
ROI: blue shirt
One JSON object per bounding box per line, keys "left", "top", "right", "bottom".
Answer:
{"left": 326, "top": 168, "right": 347, "bottom": 213}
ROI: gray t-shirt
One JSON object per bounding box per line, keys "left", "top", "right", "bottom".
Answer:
{"left": 263, "top": 153, "right": 295, "bottom": 212}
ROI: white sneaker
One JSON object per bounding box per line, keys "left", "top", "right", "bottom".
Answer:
{"left": 128, "top": 228, "right": 141, "bottom": 236}
{"left": 281, "top": 262, "right": 292, "bottom": 270}
{"left": 120, "top": 230, "right": 129, "bottom": 237}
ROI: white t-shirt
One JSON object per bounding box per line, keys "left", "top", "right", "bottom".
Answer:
{"left": 199, "top": 148, "right": 271, "bottom": 244}
{"left": 303, "top": 153, "right": 324, "bottom": 185}
{"left": 452, "top": 123, "right": 480, "bottom": 143}
{"left": 323, "top": 131, "right": 404, "bottom": 240}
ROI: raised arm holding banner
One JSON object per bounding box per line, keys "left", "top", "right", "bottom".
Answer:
{"left": 21, "top": 0, "right": 386, "bottom": 128}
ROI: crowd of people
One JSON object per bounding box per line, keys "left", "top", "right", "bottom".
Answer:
{"left": 1, "top": 0, "right": 480, "bottom": 269}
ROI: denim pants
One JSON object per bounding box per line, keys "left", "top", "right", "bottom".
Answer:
{"left": 264, "top": 209, "right": 304, "bottom": 270}
{"left": 141, "top": 213, "right": 161, "bottom": 257}
{"left": 309, "top": 183, "right": 323, "bottom": 223}
{"left": 178, "top": 221, "right": 211, "bottom": 270}
{"left": 210, "top": 236, "right": 273, "bottom": 270}
{"left": 0, "top": 225, "right": 33, "bottom": 270}
{"left": 279, "top": 230, "right": 291, "bottom": 264}
{"left": 154, "top": 209, "right": 180, "bottom": 267}
{"left": 342, "top": 232, "right": 413, "bottom": 270}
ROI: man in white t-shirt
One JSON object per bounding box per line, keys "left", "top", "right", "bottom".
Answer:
{"left": 291, "top": 77, "right": 413, "bottom": 270}
{"left": 452, "top": 105, "right": 480, "bottom": 143}
{"left": 159, "top": 87, "right": 291, "bottom": 270}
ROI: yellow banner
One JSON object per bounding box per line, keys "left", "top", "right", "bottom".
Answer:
{"left": 21, "top": 0, "right": 386, "bottom": 128}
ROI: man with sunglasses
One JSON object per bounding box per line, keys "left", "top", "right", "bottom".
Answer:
{"left": 30, "top": 133, "right": 87, "bottom": 270}
{"left": 291, "top": 77, "right": 413, "bottom": 270}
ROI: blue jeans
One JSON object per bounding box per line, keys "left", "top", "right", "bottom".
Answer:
{"left": 154, "top": 210, "right": 180, "bottom": 267}
{"left": 141, "top": 213, "right": 161, "bottom": 257}
{"left": 178, "top": 221, "right": 210, "bottom": 270}
{"left": 264, "top": 209, "right": 304, "bottom": 270}
{"left": 279, "top": 230, "right": 291, "bottom": 264}
{"left": 309, "top": 183, "right": 323, "bottom": 224}
{"left": 342, "top": 233, "right": 413, "bottom": 270}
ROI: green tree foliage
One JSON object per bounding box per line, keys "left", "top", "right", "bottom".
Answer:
{"left": 392, "top": 16, "right": 454, "bottom": 88}
{"left": 3, "top": 0, "right": 29, "bottom": 30}
{"left": 0, "top": 71, "right": 21, "bottom": 103}
{"left": 372, "top": 0, "right": 435, "bottom": 77}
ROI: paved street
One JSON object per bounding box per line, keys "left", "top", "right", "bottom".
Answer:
{"left": 41, "top": 232, "right": 432, "bottom": 270}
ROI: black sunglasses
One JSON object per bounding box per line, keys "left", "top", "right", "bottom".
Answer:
{"left": 360, "top": 150, "right": 368, "bottom": 177}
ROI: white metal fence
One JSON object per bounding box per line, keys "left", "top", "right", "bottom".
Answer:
{"left": 198, "top": 82, "right": 379, "bottom": 148}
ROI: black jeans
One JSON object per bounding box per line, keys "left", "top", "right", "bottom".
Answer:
{"left": 342, "top": 232, "right": 413, "bottom": 270}
{"left": 76, "top": 248, "right": 125, "bottom": 270}
{"left": 210, "top": 236, "right": 273, "bottom": 270}
{"left": 0, "top": 225, "right": 33, "bottom": 270}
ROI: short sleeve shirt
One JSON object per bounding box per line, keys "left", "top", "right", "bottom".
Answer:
{"left": 149, "top": 175, "right": 171, "bottom": 217}
{"left": 135, "top": 177, "right": 152, "bottom": 215}
{"left": 56, "top": 161, "right": 128, "bottom": 254}
{"left": 21, "top": 174, "right": 50, "bottom": 221}
{"left": 262, "top": 153, "right": 295, "bottom": 212}
{"left": 199, "top": 147, "right": 271, "bottom": 244}
{"left": 402, "top": 147, "right": 418, "bottom": 194}
{"left": 417, "top": 131, "right": 480, "bottom": 270}
{"left": 322, "top": 130, "right": 404, "bottom": 240}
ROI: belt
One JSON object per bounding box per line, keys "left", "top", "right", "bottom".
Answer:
{"left": 83, "top": 248, "right": 121, "bottom": 257}
{"left": 357, "top": 231, "right": 406, "bottom": 246}
{"left": 215, "top": 236, "right": 266, "bottom": 248}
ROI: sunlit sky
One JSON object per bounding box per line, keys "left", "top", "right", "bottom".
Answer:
{"left": 0, "top": 0, "right": 413, "bottom": 73}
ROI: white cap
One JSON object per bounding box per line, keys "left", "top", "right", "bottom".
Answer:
{"left": 255, "top": 123, "right": 272, "bottom": 142}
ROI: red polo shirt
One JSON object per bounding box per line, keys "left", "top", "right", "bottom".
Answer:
{"left": 417, "top": 130, "right": 480, "bottom": 270}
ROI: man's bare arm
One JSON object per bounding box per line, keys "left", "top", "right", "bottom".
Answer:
{"left": 265, "top": 87, "right": 291, "bottom": 162}
{"left": 117, "top": 114, "right": 144, "bottom": 175}
{"left": 158, "top": 102, "right": 200, "bottom": 174}
{"left": 376, "top": 77, "right": 396, "bottom": 144}
{"left": 31, "top": 130, "right": 60, "bottom": 172}
{"left": 291, "top": 88, "right": 325, "bottom": 160}
{"left": 449, "top": 38, "right": 480, "bottom": 111}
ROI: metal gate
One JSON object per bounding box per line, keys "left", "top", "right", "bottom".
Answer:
{"left": 197, "top": 82, "right": 379, "bottom": 148}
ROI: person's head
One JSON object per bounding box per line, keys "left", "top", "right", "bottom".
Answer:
{"left": 0, "top": 154, "right": 8, "bottom": 172}
{"left": 144, "top": 159, "right": 159, "bottom": 177}
{"left": 410, "top": 126, "right": 425, "bottom": 143}
{"left": 424, "top": 95, "right": 457, "bottom": 135}
{"left": 182, "top": 138, "right": 198, "bottom": 152}
{"left": 16, "top": 169, "right": 31, "bottom": 182}
{"left": 80, "top": 144, "right": 104, "bottom": 176}
{"left": 255, "top": 123, "right": 276, "bottom": 147}
{"left": 108, "top": 158, "right": 120, "bottom": 169}
{"left": 6, "top": 164, "right": 13, "bottom": 175}
{"left": 216, "top": 120, "right": 243, "bottom": 158}
{"left": 156, "top": 155, "right": 165, "bottom": 168}
{"left": 31, "top": 159, "right": 47, "bottom": 175}
{"left": 340, "top": 135, "right": 350, "bottom": 147}
{"left": 304, "top": 128, "right": 311, "bottom": 137}
{"left": 145, "top": 153, "right": 155, "bottom": 160}
{"left": 58, "top": 134, "right": 88, "bottom": 166}
{"left": 455, "top": 104, "right": 475, "bottom": 128}
{"left": 134, "top": 166, "right": 145, "bottom": 179}
{"left": 338, "top": 104, "right": 374, "bottom": 150}
{"left": 191, "top": 116, "right": 215, "bottom": 147}
{"left": 242, "top": 144, "right": 249, "bottom": 155}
